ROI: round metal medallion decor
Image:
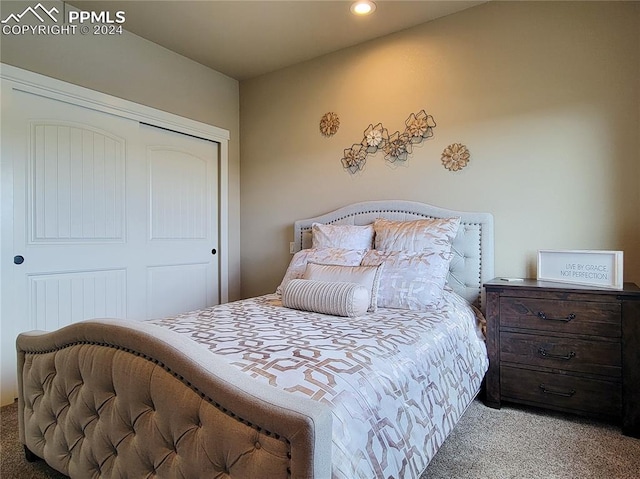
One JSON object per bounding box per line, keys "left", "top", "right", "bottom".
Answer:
{"left": 320, "top": 112, "right": 340, "bottom": 136}
{"left": 441, "top": 143, "right": 470, "bottom": 171}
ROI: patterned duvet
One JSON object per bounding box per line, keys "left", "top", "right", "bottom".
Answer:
{"left": 151, "top": 288, "right": 488, "bottom": 479}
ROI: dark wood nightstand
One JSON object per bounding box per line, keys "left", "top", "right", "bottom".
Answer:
{"left": 484, "top": 278, "right": 640, "bottom": 438}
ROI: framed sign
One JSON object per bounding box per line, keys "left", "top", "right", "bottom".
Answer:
{"left": 537, "top": 250, "right": 623, "bottom": 289}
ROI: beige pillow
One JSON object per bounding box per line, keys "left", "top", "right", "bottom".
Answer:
{"left": 373, "top": 217, "right": 461, "bottom": 252}
{"left": 361, "top": 250, "right": 454, "bottom": 310}
{"left": 282, "top": 279, "right": 369, "bottom": 318}
{"left": 303, "top": 262, "right": 383, "bottom": 312}
{"left": 311, "top": 223, "right": 374, "bottom": 250}
{"left": 276, "top": 248, "right": 366, "bottom": 295}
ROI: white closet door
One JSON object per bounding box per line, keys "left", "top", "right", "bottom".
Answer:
{"left": 139, "top": 124, "right": 219, "bottom": 320}
{"left": 7, "top": 91, "right": 136, "bottom": 326}
{"left": 1, "top": 89, "right": 219, "bottom": 405}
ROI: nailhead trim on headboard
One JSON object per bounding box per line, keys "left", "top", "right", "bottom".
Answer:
{"left": 293, "top": 201, "right": 494, "bottom": 311}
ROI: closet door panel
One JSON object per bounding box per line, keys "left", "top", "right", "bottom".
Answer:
{"left": 142, "top": 124, "right": 219, "bottom": 320}
{"left": 30, "top": 122, "right": 126, "bottom": 242}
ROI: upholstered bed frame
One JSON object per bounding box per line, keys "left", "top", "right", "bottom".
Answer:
{"left": 294, "top": 200, "right": 494, "bottom": 309}
{"left": 16, "top": 200, "right": 494, "bottom": 479}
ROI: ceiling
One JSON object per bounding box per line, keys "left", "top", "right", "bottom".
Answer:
{"left": 69, "top": 1, "right": 485, "bottom": 81}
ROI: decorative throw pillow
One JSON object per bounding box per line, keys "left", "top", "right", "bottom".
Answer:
{"left": 312, "top": 223, "right": 374, "bottom": 250}
{"left": 276, "top": 248, "right": 366, "bottom": 295}
{"left": 373, "top": 217, "right": 461, "bottom": 252}
{"left": 282, "top": 279, "right": 370, "bottom": 318}
{"left": 302, "top": 262, "right": 384, "bottom": 312}
{"left": 361, "top": 249, "right": 454, "bottom": 310}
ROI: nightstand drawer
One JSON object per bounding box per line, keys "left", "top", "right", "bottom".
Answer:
{"left": 500, "top": 332, "right": 621, "bottom": 377}
{"left": 501, "top": 365, "right": 621, "bottom": 417}
{"left": 500, "top": 298, "right": 621, "bottom": 337}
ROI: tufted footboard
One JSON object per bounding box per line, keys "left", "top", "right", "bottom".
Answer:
{"left": 16, "top": 319, "right": 332, "bottom": 479}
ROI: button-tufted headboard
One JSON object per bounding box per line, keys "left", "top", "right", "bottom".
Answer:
{"left": 293, "top": 200, "right": 494, "bottom": 310}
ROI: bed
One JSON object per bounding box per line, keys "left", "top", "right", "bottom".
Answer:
{"left": 16, "top": 199, "right": 494, "bottom": 479}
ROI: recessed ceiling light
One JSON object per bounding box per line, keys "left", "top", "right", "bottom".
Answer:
{"left": 350, "top": 0, "right": 377, "bottom": 16}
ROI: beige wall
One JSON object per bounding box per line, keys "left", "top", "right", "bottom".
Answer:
{"left": 0, "top": 1, "right": 242, "bottom": 300}
{"left": 240, "top": 1, "right": 640, "bottom": 298}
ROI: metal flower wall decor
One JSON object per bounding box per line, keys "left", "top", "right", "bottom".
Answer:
{"left": 341, "top": 110, "right": 436, "bottom": 173}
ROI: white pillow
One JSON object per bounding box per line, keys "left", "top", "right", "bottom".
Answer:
{"left": 302, "top": 262, "right": 384, "bottom": 312}
{"left": 276, "top": 248, "right": 366, "bottom": 295}
{"left": 361, "top": 249, "right": 454, "bottom": 310}
{"left": 373, "top": 217, "right": 460, "bottom": 252}
{"left": 282, "top": 279, "right": 370, "bottom": 318}
{"left": 312, "top": 223, "right": 374, "bottom": 250}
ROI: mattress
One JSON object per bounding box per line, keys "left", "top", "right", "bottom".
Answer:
{"left": 150, "top": 288, "right": 489, "bottom": 478}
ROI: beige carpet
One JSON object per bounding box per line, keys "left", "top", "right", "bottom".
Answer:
{"left": 423, "top": 400, "right": 640, "bottom": 479}
{"left": 2, "top": 399, "right": 639, "bottom": 478}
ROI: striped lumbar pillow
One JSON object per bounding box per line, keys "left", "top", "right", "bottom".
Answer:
{"left": 282, "top": 279, "right": 370, "bottom": 318}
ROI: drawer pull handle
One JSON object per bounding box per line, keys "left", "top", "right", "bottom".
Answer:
{"left": 538, "top": 348, "right": 576, "bottom": 361}
{"left": 537, "top": 311, "right": 576, "bottom": 322}
{"left": 538, "top": 384, "right": 576, "bottom": 397}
